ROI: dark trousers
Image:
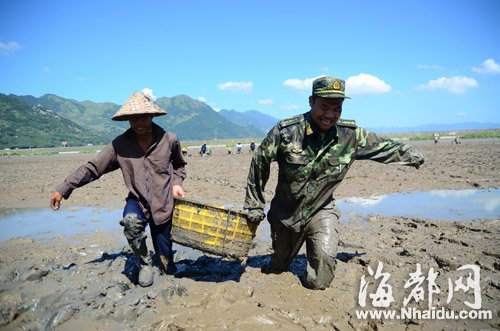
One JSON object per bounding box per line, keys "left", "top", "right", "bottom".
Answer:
{"left": 123, "top": 198, "right": 174, "bottom": 261}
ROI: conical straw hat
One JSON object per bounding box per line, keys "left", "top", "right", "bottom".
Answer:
{"left": 112, "top": 92, "right": 167, "bottom": 121}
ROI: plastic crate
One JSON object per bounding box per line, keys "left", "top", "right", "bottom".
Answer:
{"left": 171, "top": 197, "right": 257, "bottom": 259}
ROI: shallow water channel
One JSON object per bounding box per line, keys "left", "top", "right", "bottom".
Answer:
{"left": 337, "top": 188, "right": 500, "bottom": 223}
{"left": 0, "top": 189, "right": 498, "bottom": 242}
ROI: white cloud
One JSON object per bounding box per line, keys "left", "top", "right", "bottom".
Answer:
{"left": 472, "top": 58, "right": 500, "bottom": 75}
{"left": 197, "top": 96, "right": 207, "bottom": 103}
{"left": 258, "top": 98, "right": 274, "bottom": 105}
{"left": 217, "top": 81, "right": 253, "bottom": 93}
{"left": 430, "top": 190, "right": 475, "bottom": 198}
{"left": 417, "top": 64, "right": 444, "bottom": 70}
{"left": 0, "top": 40, "right": 20, "bottom": 56}
{"left": 43, "top": 66, "right": 51, "bottom": 73}
{"left": 346, "top": 73, "right": 392, "bottom": 95}
{"left": 417, "top": 76, "right": 478, "bottom": 94}
{"left": 344, "top": 195, "right": 386, "bottom": 206}
{"left": 280, "top": 102, "right": 299, "bottom": 110}
{"left": 457, "top": 111, "right": 468, "bottom": 117}
{"left": 283, "top": 77, "right": 320, "bottom": 91}
{"left": 206, "top": 101, "right": 220, "bottom": 112}
{"left": 141, "top": 88, "right": 156, "bottom": 101}
{"left": 482, "top": 196, "right": 500, "bottom": 212}
{"left": 283, "top": 74, "right": 391, "bottom": 95}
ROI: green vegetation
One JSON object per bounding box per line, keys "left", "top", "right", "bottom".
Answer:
{"left": 458, "top": 131, "right": 499, "bottom": 139}
{"left": 2, "top": 92, "right": 498, "bottom": 150}
{"left": 155, "top": 95, "right": 263, "bottom": 140}
{"left": 4, "top": 93, "right": 264, "bottom": 149}
{"left": 407, "top": 135, "right": 435, "bottom": 141}
{"left": 0, "top": 94, "right": 105, "bottom": 149}
{"left": 387, "top": 129, "right": 500, "bottom": 141}
{"left": 0, "top": 146, "right": 103, "bottom": 157}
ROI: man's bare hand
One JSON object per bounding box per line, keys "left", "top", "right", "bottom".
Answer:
{"left": 50, "top": 191, "right": 63, "bottom": 210}
{"left": 172, "top": 185, "right": 186, "bottom": 197}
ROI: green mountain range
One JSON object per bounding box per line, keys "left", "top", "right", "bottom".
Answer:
{"left": 154, "top": 95, "right": 264, "bottom": 140}
{"left": 2, "top": 93, "right": 268, "bottom": 149}
{"left": 218, "top": 109, "right": 279, "bottom": 134}
{"left": 0, "top": 94, "right": 104, "bottom": 148}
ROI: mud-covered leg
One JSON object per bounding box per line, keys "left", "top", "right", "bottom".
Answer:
{"left": 150, "top": 220, "right": 177, "bottom": 274}
{"left": 120, "top": 213, "right": 154, "bottom": 287}
{"left": 301, "top": 208, "right": 339, "bottom": 290}
{"left": 266, "top": 216, "right": 304, "bottom": 274}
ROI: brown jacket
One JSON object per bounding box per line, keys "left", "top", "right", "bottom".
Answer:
{"left": 55, "top": 123, "right": 187, "bottom": 225}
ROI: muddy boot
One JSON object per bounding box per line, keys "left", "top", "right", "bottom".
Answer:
{"left": 129, "top": 237, "right": 154, "bottom": 287}
{"left": 158, "top": 255, "right": 177, "bottom": 275}
{"left": 132, "top": 239, "right": 154, "bottom": 287}
{"left": 138, "top": 265, "right": 154, "bottom": 287}
{"left": 121, "top": 213, "right": 154, "bottom": 287}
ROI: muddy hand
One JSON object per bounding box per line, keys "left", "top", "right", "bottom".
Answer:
{"left": 247, "top": 209, "right": 265, "bottom": 223}
{"left": 411, "top": 156, "right": 424, "bottom": 169}
{"left": 50, "top": 191, "right": 63, "bottom": 210}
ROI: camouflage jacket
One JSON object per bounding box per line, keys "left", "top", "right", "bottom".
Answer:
{"left": 244, "top": 112, "right": 424, "bottom": 232}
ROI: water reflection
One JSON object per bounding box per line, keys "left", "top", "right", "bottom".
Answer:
{"left": 338, "top": 189, "right": 500, "bottom": 222}
{"left": 0, "top": 207, "right": 122, "bottom": 242}
{"left": 1, "top": 189, "right": 498, "bottom": 242}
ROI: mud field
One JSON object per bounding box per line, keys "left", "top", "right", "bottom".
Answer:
{"left": 0, "top": 139, "right": 499, "bottom": 330}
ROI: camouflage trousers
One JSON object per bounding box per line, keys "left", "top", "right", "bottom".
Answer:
{"left": 267, "top": 201, "right": 339, "bottom": 290}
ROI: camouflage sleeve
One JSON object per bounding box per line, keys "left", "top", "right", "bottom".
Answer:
{"left": 354, "top": 127, "right": 424, "bottom": 168}
{"left": 243, "top": 125, "right": 280, "bottom": 211}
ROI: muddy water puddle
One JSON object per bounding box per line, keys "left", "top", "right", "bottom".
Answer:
{"left": 0, "top": 189, "right": 498, "bottom": 243}
{"left": 338, "top": 188, "right": 500, "bottom": 223}
{"left": 0, "top": 206, "right": 205, "bottom": 261}
{"left": 0, "top": 206, "right": 123, "bottom": 242}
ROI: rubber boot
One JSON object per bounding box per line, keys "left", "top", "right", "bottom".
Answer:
{"left": 133, "top": 237, "right": 154, "bottom": 287}
{"left": 158, "top": 255, "right": 177, "bottom": 275}
{"left": 121, "top": 213, "right": 154, "bottom": 287}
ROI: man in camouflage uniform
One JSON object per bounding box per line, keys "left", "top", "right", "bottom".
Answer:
{"left": 244, "top": 76, "right": 424, "bottom": 290}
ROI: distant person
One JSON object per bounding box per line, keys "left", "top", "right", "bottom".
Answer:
{"left": 249, "top": 141, "right": 256, "bottom": 153}
{"left": 454, "top": 136, "right": 461, "bottom": 144}
{"left": 434, "top": 135, "right": 439, "bottom": 144}
{"left": 50, "top": 90, "right": 187, "bottom": 287}
{"left": 243, "top": 76, "right": 424, "bottom": 290}
{"left": 236, "top": 142, "right": 243, "bottom": 154}
{"left": 200, "top": 143, "right": 207, "bottom": 156}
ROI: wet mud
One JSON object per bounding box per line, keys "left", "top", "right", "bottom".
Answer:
{"left": 0, "top": 139, "right": 499, "bottom": 330}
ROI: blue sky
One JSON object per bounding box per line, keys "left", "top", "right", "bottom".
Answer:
{"left": 1, "top": 0, "right": 499, "bottom": 128}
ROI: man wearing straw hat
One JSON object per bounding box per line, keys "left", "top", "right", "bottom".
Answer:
{"left": 50, "top": 89, "right": 187, "bottom": 287}
{"left": 244, "top": 76, "right": 424, "bottom": 290}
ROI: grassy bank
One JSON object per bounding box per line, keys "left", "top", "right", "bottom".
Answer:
{"left": 386, "top": 129, "right": 500, "bottom": 141}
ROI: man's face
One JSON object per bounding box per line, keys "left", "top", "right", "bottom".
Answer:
{"left": 128, "top": 115, "right": 153, "bottom": 136}
{"left": 309, "top": 96, "right": 343, "bottom": 132}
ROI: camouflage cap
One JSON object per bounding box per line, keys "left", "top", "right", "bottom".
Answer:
{"left": 112, "top": 92, "right": 167, "bottom": 121}
{"left": 312, "top": 76, "right": 350, "bottom": 99}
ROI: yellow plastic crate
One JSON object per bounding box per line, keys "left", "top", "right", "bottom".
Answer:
{"left": 171, "top": 197, "right": 258, "bottom": 259}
